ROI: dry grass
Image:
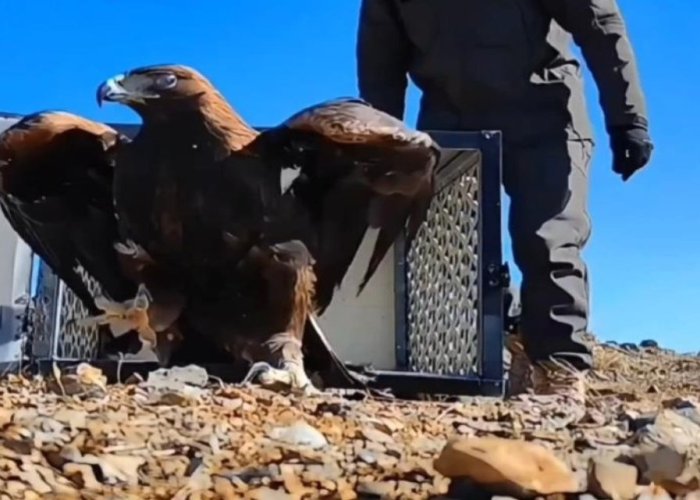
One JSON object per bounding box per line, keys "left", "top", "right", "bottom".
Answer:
{"left": 589, "top": 342, "right": 700, "bottom": 403}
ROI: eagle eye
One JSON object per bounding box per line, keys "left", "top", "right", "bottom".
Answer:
{"left": 154, "top": 74, "right": 178, "bottom": 90}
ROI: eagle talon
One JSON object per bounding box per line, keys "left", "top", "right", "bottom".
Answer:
{"left": 240, "top": 361, "right": 277, "bottom": 386}
{"left": 284, "top": 361, "right": 323, "bottom": 396}
{"left": 240, "top": 360, "right": 322, "bottom": 396}
{"left": 75, "top": 284, "right": 157, "bottom": 349}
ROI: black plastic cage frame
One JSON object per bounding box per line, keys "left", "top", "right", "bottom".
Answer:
{"left": 0, "top": 114, "right": 508, "bottom": 397}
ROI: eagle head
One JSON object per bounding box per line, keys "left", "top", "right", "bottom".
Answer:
{"left": 96, "top": 64, "right": 216, "bottom": 111}
{"left": 97, "top": 64, "right": 258, "bottom": 148}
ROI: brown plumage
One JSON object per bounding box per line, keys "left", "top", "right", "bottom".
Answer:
{"left": 99, "top": 65, "right": 276, "bottom": 269}
{"left": 0, "top": 111, "right": 132, "bottom": 312}
{"left": 0, "top": 112, "right": 189, "bottom": 365}
{"left": 95, "top": 64, "right": 439, "bottom": 393}
{"left": 255, "top": 97, "right": 438, "bottom": 309}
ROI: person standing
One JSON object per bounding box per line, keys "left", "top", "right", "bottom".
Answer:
{"left": 355, "top": 0, "right": 653, "bottom": 405}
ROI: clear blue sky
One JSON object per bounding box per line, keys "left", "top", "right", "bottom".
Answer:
{"left": 2, "top": 1, "right": 697, "bottom": 351}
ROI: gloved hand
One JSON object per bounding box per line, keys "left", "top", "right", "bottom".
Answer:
{"left": 608, "top": 126, "right": 654, "bottom": 181}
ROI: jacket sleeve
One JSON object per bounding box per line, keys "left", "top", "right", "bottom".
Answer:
{"left": 356, "top": 0, "right": 411, "bottom": 120}
{"left": 544, "top": 0, "right": 649, "bottom": 131}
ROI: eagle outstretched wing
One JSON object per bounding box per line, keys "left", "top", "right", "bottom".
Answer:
{"left": 0, "top": 111, "right": 135, "bottom": 313}
{"left": 255, "top": 97, "right": 440, "bottom": 312}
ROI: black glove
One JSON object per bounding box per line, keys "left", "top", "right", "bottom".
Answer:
{"left": 609, "top": 126, "right": 654, "bottom": 181}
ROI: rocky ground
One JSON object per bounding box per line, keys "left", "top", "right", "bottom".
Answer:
{"left": 1, "top": 339, "right": 700, "bottom": 499}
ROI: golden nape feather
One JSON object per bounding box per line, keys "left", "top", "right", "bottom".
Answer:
{"left": 196, "top": 86, "right": 259, "bottom": 151}
{"left": 174, "top": 66, "right": 259, "bottom": 150}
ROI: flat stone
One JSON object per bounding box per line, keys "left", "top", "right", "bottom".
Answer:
{"left": 356, "top": 480, "right": 397, "bottom": 497}
{"left": 633, "top": 410, "right": 700, "bottom": 494}
{"left": 434, "top": 437, "right": 579, "bottom": 497}
{"left": 636, "top": 484, "right": 673, "bottom": 500}
{"left": 247, "top": 486, "right": 294, "bottom": 500}
{"left": 360, "top": 427, "right": 394, "bottom": 445}
{"left": 587, "top": 458, "right": 638, "bottom": 500}
{"left": 144, "top": 364, "right": 209, "bottom": 389}
{"left": 268, "top": 421, "right": 328, "bottom": 449}
{"left": 356, "top": 450, "right": 377, "bottom": 465}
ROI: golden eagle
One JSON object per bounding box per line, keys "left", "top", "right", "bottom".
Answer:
{"left": 93, "top": 64, "right": 439, "bottom": 393}
{"left": 1, "top": 63, "right": 439, "bottom": 395}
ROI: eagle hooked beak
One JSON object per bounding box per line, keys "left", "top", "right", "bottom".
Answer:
{"left": 97, "top": 73, "right": 159, "bottom": 107}
{"left": 97, "top": 74, "right": 130, "bottom": 107}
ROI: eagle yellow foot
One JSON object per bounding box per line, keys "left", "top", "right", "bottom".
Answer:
{"left": 240, "top": 361, "right": 322, "bottom": 396}
{"left": 75, "top": 284, "right": 157, "bottom": 349}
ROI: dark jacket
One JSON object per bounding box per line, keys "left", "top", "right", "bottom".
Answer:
{"left": 356, "top": 0, "right": 649, "bottom": 143}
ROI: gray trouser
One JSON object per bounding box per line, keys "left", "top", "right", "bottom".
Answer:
{"left": 503, "top": 138, "right": 594, "bottom": 370}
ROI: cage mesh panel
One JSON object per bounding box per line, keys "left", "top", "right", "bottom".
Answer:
{"left": 32, "top": 262, "right": 101, "bottom": 360}
{"left": 405, "top": 161, "right": 480, "bottom": 376}
{"left": 31, "top": 261, "right": 57, "bottom": 359}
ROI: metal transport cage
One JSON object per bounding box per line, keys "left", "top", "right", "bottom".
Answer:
{"left": 0, "top": 113, "right": 509, "bottom": 397}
